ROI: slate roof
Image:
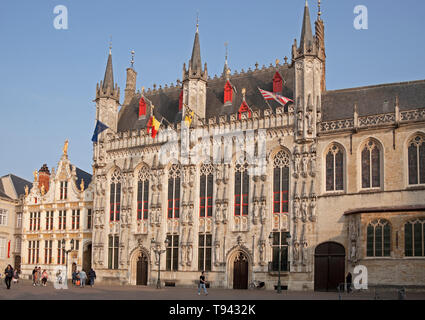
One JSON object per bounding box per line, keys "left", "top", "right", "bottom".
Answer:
{"left": 68, "top": 165, "right": 92, "bottom": 190}
{"left": 118, "top": 65, "right": 295, "bottom": 132}
{"left": 0, "top": 174, "right": 32, "bottom": 199}
{"left": 322, "top": 80, "right": 425, "bottom": 121}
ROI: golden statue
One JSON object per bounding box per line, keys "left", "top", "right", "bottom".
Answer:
{"left": 80, "top": 179, "right": 85, "bottom": 192}
{"left": 41, "top": 184, "right": 45, "bottom": 196}
{"left": 33, "top": 170, "right": 38, "bottom": 182}
{"left": 25, "top": 185, "right": 29, "bottom": 196}
{"left": 63, "top": 139, "right": 69, "bottom": 155}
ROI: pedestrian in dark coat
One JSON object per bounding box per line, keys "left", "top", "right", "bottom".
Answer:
{"left": 346, "top": 272, "right": 353, "bottom": 293}
{"left": 88, "top": 268, "right": 96, "bottom": 287}
{"left": 4, "top": 265, "right": 14, "bottom": 289}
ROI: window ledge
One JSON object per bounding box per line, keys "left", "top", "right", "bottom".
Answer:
{"left": 358, "top": 189, "right": 383, "bottom": 195}
{"left": 406, "top": 185, "right": 425, "bottom": 191}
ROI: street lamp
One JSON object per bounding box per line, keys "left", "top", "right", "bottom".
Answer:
{"left": 269, "top": 232, "right": 291, "bottom": 294}
{"left": 61, "top": 239, "right": 74, "bottom": 284}
{"left": 151, "top": 237, "right": 169, "bottom": 289}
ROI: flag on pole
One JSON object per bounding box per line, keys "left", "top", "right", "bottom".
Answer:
{"left": 91, "top": 120, "right": 109, "bottom": 142}
{"left": 258, "top": 88, "right": 293, "bottom": 107}
{"left": 148, "top": 115, "right": 161, "bottom": 138}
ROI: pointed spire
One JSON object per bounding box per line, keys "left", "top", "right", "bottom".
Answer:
{"left": 223, "top": 42, "right": 230, "bottom": 76}
{"left": 299, "top": 0, "right": 314, "bottom": 52}
{"left": 190, "top": 20, "right": 202, "bottom": 73}
{"left": 103, "top": 46, "right": 114, "bottom": 91}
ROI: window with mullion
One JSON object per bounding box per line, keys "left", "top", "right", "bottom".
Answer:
{"left": 366, "top": 219, "right": 391, "bottom": 257}
{"left": 234, "top": 169, "right": 249, "bottom": 216}
{"left": 273, "top": 167, "right": 289, "bottom": 214}
{"left": 168, "top": 177, "right": 180, "bottom": 219}
{"left": 108, "top": 235, "right": 119, "bottom": 269}
{"left": 110, "top": 183, "right": 121, "bottom": 222}
{"left": 137, "top": 180, "right": 149, "bottom": 220}
{"left": 362, "top": 142, "right": 381, "bottom": 189}
{"left": 166, "top": 235, "right": 179, "bottom": 271}
{"left": 271, "top": 232, "right": 289, "bottom": 271}
{"left": 198, "top": 234, "right": 212, "bottom": 271}
{"left": 200, "top": 174, "right": 213, "bottom": 218}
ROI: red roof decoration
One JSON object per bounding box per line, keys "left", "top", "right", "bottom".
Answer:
{"left": 238, "top": 100, "right": 252, "bottom": 120}
{"left": 139, "top": 97, "right": 147, "bottom": 117}
{"left": 224, "top": 80, "right": 233, "bottom": 104}
{"left": 273, "top": 72, "right": 283, "bottom": 93}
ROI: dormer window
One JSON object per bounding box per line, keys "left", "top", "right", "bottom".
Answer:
{"left": 238, "top": 101, "right": 252, "bottom": 120}
{"left": 224, "top": 81, "right": 233, "bottom": 105}
{"left": 179, "top": 90, "right": 183, "bottom": 111}
{"left": 273, "top": 72, "right": 283, "bottom": 93}
{"left": 139, "top": 97, "right": 147, "bottom": 118}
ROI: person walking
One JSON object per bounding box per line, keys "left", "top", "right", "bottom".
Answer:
{"left": 346, "top": 272, "right": 353, "bottom": 293}
{"left": 72, "top": 270, "right": 78, "bottom": 286}
{"left": 79, "top": 270, "right": 87, "bottom": 288}
{"left": 12, "top": 269, "right": 19, "bottom": 284}
{"left": 88, "top": 268, "right": 96, "bottom": 287}
{"left": 197, "top": 271, "right": 208, "bottom": 296}
{"left": 36, "top": 267, "right": 42, "bottom": 286}
{"left": 32, "top": 266, "right": 38, "bottom": 287}
{"left": 41, "top": 270, "right": 48, "bottom": 286}
{"left": 4, "top": 265, "right": 14, "bottom": 289}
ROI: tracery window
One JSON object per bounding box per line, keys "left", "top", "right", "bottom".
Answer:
{"left": 326, "top": 144, "right": 344, "bottom": 192}
{"left": 137, "top": 166, "right": 150, "bottom": 221}
{"left": 366, "top": 219, "right": 391, "bottom": 257}
{"left": 361, "top": 140, "right": 381, "bottom": 189}
{"left": 408, "top": 135, "right": 425, "bottom": 185}
{"left": 168, "top": 164, "right": 181, "bottom": 219}
{"left": 110, "top": 170, "right": 122, "bottom": 222}
{"left": 273, "top": 150, "right": 290, "bottom": 214}
{"left": 200, "top": 164, "right": 214, "bottom": 218}
{"left": 405, "top": 219, "right": 425, "bottom": 257}
{"left": 234, "top": 158, "right": 249, "bottom": 216}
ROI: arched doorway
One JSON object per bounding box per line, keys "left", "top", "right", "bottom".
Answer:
{"left": 233, "top": 252, "right": 249, "bottom": 289}
{"left": 314, "top": 242, "right": 346, "bottom": 292}
{"left": 83, "top": 243, "right": 92, "bottom": 272}
{"left": 136, "top": 253, "right": 148, "bottom": 286}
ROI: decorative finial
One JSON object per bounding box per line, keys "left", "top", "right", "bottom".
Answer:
{"left": 284, "top": 56, "right": 288, "bottom": 64}
{"left": 63, "top": 139, "right": 69, "bottom": 156}
{"left": 80, "top": 179, "right": 85, "bottom": 192}
{"left": 275, "top": 59, "right": 280, "bottom": 66}
{"left": 196, "top": 11, "right": 199, "bottom": 32}
{"left": 109, "top": 35, "right": 112, "bottom": 54}
{"left": 318, "top": 0, "right": 322, "bottom": 18}
{"left": 25, "top": 185, "right": 29, "bottom": 196}
{"left": 225, "top": 42, "right": 228, "bottom": 63}
{"left": 142, "top": 86, "right": 145, "bottom": 94}
{"left": 130, "top": 50, "right": 135, "bottom": 68}
{"left": 242, "top": 88, "right": 246, "bottom": 100}
{"left": 33, "top": 170, "right": 38, "bottom": 182}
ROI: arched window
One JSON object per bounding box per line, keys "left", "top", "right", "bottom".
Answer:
{"left": 361, "top": 140, "right": 381, "bottom": 189}
{"left": 405, "top": 219, "right": 425, "bottom": 257}
{"left": 273, "top": 150, "right": 290, "bottom": 214}
{"left": 200, "top": 164, "right": 214, "bottom": 218}
{"left": 366, "top": 219, "right": 391, "bottom": 257}
{"left": 137, "top": 166, "right": 150, "bottom": 221}
{"left": 408, "top": 135, "right": 425, "bottom": 185}
{"left": 234, "top": 157, "right": 249, "bottom": 216}
{"left": 326, "top": 144, "right": 344, "bottom": 192}
{"left": 167, "top": 164, "right": 181, "bottom": 219}
{"left": 110, "top": 170, "right": 122, "bottom": 222}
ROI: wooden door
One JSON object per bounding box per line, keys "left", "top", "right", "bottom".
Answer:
{"left": 136, "top": 254, "right": 148, "bottom": 286}
{"left": 233, "top": 252, "right": 248, "bottom": 290}
{"left": 314, "top": 242, "right": 345, "bottom": 292}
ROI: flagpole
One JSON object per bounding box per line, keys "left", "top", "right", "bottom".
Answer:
{"left": 258, "top": 87, "right": 274, "bottom": 112}
{"left": 183, "top": 103, "right": 205, "bottom": 126}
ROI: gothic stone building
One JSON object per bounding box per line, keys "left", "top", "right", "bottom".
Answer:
{"left": 91, "top": 2, "right": 425, "bottom": 291}
{"left": 21, "top": 144, "right": 93, "bottom": 279}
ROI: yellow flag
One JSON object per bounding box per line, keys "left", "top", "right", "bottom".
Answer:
{"left": 184, "top": 110, "right": 194, "bottom": 127}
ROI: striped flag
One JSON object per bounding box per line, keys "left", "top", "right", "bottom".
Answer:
{"left": 258, "top": 88, "right": 293, "bottom": 107}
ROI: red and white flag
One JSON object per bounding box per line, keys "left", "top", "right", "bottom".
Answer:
{"left": 258, "top": 88, "right": 293, "bottom": 106}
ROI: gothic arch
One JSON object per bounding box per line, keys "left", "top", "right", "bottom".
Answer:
{"left": 323, "top": 142, "right": 347, "bottom": 193}
{"left": 129, "top": 246, "right": 151, "bottom": 286}
{"left": 225, "top": 244, "right": 253, "bottom": 289}
{"left": 357, "top": 137, "right": 384, "bottom": 190}
{"left": 404, "top": 131, "right": 425, "bottom": 187}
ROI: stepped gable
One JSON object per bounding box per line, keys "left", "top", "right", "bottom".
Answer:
{"left": 117, "top": 64, "right": 295, "bottom": 132}
{"left": 322, "top": 80, "right": 425, "bottom": 121}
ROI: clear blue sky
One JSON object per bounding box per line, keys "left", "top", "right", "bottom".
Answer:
{"left": 1, "top": 0, "right": 424, "bottom": 181}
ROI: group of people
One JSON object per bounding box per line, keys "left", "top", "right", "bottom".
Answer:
{"left": 32, "top": 266, "right": 49, "bottom": 287}
{"left": 3, "top": 265, "right": 19, "bottom": 289}
{"left": 72, "top": 268, "right": 96, "bottom": 288}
